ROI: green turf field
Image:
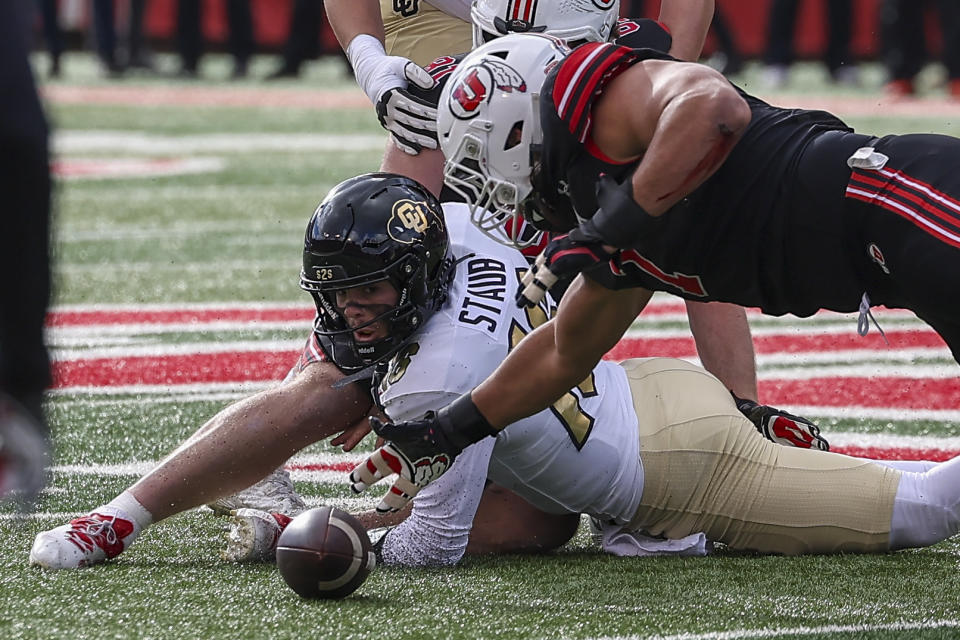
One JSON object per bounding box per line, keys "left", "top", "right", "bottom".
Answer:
{"left": 2, "top": 53, "right": 960, "bottom": 640}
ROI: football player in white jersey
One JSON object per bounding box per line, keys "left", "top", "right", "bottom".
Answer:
{"left": 248, "top": 172, "right": 960, "bottom": 564}
{"left": 28, "top": 175, "right": 579, "bottom": 570}
{"left": 314, "top": 176, "right": 960, "bottom": 563}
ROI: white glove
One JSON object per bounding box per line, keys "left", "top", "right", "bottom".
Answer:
{"left": 346, "top": 34, "right": 438, "bottom": 155}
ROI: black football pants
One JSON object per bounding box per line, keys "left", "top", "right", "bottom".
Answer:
{"left": 0, "top": 2, "right": 52, "bottom": 427}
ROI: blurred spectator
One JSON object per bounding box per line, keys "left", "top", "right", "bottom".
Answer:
{"left": 36, "top": 0, "right": 63, "bottom": 77}
{"left": 706, "top": 6, "right": 743, "bottom": 76}
{"left": 763, "top": 0, "right": 858, "bottom": 88}
{"left": 126, "top": 0, "right": 154, "bottom": 70}
{"left": 92, "top": 0, "right": 124, "bottom": 76}
{"left": 880, "top": 0, "right": 960, "bottom": 99}
{"left": 36, "top": 0, "right": 124, "bottom": 77}
{"left": 265, "top": 0, "right": 323, "bottom": 79}
{"left": 177, "top": 0, "right": 254, "bottom": 78}
{"left": 1, "top": 0, "right": 52, "bottom": 505}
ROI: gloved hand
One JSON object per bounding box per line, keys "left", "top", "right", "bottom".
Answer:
{"left": 346, "top": 34, "right": 437, "bottom": 155}
{"left": 732, "top": 393, "right": 830, "bottom": 451}
{"left": 348, "top": 395, "right": 497, "bottom": 513}
{"left": 515, "top": 224, "right": 616, "bottom": 307}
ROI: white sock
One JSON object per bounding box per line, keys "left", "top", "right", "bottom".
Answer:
{"left": 889, "top": 456, "right": 960, "bottom": 550}
{"left": 106, "top": 490, "right": 155, "bottom": 532}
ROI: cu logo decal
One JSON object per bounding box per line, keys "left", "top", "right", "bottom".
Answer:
{"left": 388, "top": 199, "right": 436, "bottom": 243}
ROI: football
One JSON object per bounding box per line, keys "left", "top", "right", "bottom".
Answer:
{"left": 276, "top": 506, "right": 376, "bottom": 599}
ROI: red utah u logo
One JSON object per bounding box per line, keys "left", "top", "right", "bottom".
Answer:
{"left": 450, "top": 68, "right": 489, "bottom": 119}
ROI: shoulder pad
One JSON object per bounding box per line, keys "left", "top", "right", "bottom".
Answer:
{"left": 614, "top": 18, "right": 673, "bottom": 53}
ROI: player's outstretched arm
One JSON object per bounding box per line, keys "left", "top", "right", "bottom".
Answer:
{"left": 325, "top": 0, "right": 438, "bottom": 155}
{"left": 350, "top": 279, "right": 652, "bottom": 512}
{"left": 129, "top": 361, "right": 372, "bottom": 521}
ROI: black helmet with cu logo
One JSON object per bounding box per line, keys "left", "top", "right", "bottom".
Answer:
{"left": 300, "top": 173, "right": 452, "bottom": 371}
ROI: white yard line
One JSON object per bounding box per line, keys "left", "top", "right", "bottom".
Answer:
{"left": 48, "top": 381, "right": 273, "bottom": 397}
{"left": 51, "top": 339, "right": 305, "bottom": 360}
{"left": 584, "top": 620, "right": 960, "bottom": 640}
{"left": 53, "top": 131, "right": 387, "bottom": 154}
{"left": 56, "top": 259, "right": 295, "bottom": 273}
{"left": 49, "top": 321, "right": 308, "bottom": 338}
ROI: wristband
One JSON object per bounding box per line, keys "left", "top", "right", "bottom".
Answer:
{"left": 345, "top": 33, "right": 402, "bottom": 104}
{"left": 436, "top": 393, "right": 498, "bottom": 451}
{"left": 591, "top": 174, "right": 664, "bottom": 248}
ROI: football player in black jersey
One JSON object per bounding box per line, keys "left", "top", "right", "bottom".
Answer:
{"left": 396, "top": 0, "right": 798, "bottom": 430}
{"left": 350, "top": 33, "right": 960, "bottom": 507}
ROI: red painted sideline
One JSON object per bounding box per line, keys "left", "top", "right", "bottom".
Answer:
{"left": 54, "top": 351, "right": 299, "bottom": 387}
{"left": 757, "top": 378, "right": 960, "bottom": 411}
{"left": 48, "top": 307, "right": 314, "bottom": 326}
{"left": 836, "top": 446, "right": 958, "bottom": 462}
{"left": 606, "top": 329, "right": 947, "bottom": 360}
{"left": 51, "top": 350, "right": 960, "bottom": 409}
{"left": 287, "top": 462, "right": 356, "bottom": 473}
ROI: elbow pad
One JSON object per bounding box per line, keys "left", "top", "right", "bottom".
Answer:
{"left": 590, "top": 174, "right": 664, "bottom": 248}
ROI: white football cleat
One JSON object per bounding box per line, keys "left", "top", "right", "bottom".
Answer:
{"left": 207, "top": 467, "right": 306, "bottom": 516}
{"left": 222, "top": 508, "right": 291, "bottom": 563}
{"left": 30, "top": 508, "right": 140, "bottom": 569}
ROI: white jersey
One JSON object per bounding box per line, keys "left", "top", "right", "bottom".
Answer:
{"left": 377, "top": 204, "right": 642, "bottom": 566}
{"left": 424, "top": 0, "right": 472, "bottom": 21}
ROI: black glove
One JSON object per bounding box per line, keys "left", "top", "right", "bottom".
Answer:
{"left": 515, "top": 174, "right": 666, "bottom": 307}
{"left": 732, "top": 393, "right": 829, "bottom": 451}
{"left": 515, "top": 223, "right": 617, "bottom": 307}
{"left": 348, "top": 394, "right": 497, "bottom": 513}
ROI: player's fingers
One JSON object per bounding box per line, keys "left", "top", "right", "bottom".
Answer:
{"left": 515, "top": 284, "right": 541, "bottom": 307}
{"left": 388, "top": 125, "right": 437, "bottom": 149}
{"left": 520, "top": 266, "right": 536, "bottom": 289}
{"left": 348, "top": 456, "right": 381, "bottom": 493}
{"left": 394, "top": 138, "right": 419, "bottom": 156}
{"left": 391, "top": 98, "right": 438, "bottom": 124}
{"left": 403, "top": 61, "right": 436, "bottom": 90}
{"left": 536, "top": 267, "right": 559, "bottom": 290}
{"left": 375, "top": 477, "right": 421, "bottom": 513}
{"left": 348, "top": 446, "right": 403, "bottom": 492}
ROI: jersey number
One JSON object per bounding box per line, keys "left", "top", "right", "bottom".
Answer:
{"left": 509, "top": 269, "right": 597, "bottom": 450}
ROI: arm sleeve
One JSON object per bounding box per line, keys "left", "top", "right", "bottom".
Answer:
{"left": 379, "top": 391, "right": 496, "bottom": 567}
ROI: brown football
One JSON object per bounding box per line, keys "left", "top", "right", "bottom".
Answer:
{"left": 276, "top": 506, "right": 376, "bottom": 599}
